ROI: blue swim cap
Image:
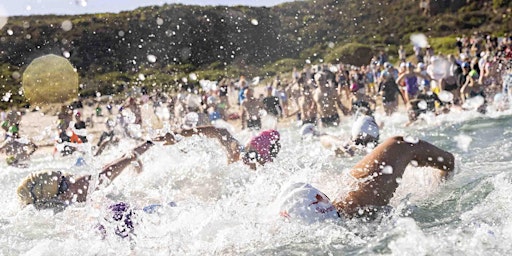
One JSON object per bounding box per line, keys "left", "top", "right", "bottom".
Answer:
{"left": 75, "top": 157, "right": 86, "bottom": 166}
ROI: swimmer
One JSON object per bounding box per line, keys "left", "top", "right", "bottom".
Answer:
{"left": 278, "top": 136, "right": 455, "bottom": 222}
{"left": 301, "top": 108, "right": 380, "bottom": 157}
{"left": 16, "top": 141, "right": 154, "bottom": 211}
{"left": 153, "top": 125, "right": 280, "bottom": 170}
{"left": 0, "top": 132, "right": 38, "bottom": 168}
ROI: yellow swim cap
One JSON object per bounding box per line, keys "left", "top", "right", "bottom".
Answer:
{"left": 6, "top": 155, "right": 16, "bottom": 165}
{"left": 17, "top": 170, "right": 71, "bottom": 210}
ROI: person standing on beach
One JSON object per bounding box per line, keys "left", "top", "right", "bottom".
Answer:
{"left": 313, "top": 72, "right": 348, "bottom": 127}
{"left": 396, "top": 62, "right": 431, "bottom": 103}
{"left": 240, "top": 87, "right": 265, "bottom": 130}
{"left": 262, "top": 86, "right": 283, "bottom": 119}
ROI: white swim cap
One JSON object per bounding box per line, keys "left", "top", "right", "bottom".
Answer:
{"left": 300, "top": 123, "right": 317, "bottom": 137}
{"left": 277, "top": 182, "right": 339, "bottom": 224}
{"left": 351, "top": 115, "right": 379, "bottom": 139}
{"left": 183, "top": 112, "right": 199, "bottom": 128}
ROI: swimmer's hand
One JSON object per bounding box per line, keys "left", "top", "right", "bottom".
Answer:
{"left": 126, "top": 151, "right": 144, "bottom": 173}
{"left": 153, "top": 132, "right": 178, "bottom": 145}
{"left": 439, "top": 169, "right": 455, "bottom": 182}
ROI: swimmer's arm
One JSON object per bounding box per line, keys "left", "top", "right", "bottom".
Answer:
{"left": 97, "top": 141, "right": 154, "bottom": 186}
{"left": 179, "top": 126, "right": 242, "bottom": 162}
{"left": 411, "top": 139, "right": 455, "bottom": 180}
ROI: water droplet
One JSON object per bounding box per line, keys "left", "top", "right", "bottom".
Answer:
{"left": 7, "top": 29, "right": 13, "bottom": 36}
{"left": 189, "top": 73, "right": 197, "bottom": 81}
{"left": 410, "top": 160, "right": 418, "bottom": 167}
{"left": 418, "top": 100, "right": 427, "bottom": 110}
{"left": 63, "top": 51, "right": 70, "bottom": 58}
{"left": 156, "top": 18, "right": 164, "bottom": 26}
{"left": 138, "top": 74, "right": 146, "bottom": 81}
{"left": 147, "top": 54, "right": 157, "bottom": 63}
{"left": 11, "top": 71, "right": 20, "bottom": 80}
{"left": 61, "top": 20, "right": 73, "bottom": 31}
{"left": 381, "top": 165, "right": 393, "bottom": 174}
{"left": 2, "top": 92, "right": 12, "bottom": 102}
{"left": 403, "top": 136, "right": 419, "bottom": 144}
{"left": 251, "top": 19, "right": 258, "bottom": 25}
{"left": 118, "top": 30, "right": 125, "bottom": 37}
{"left": 78, "top": 0, "right": 87, "bottom": 7}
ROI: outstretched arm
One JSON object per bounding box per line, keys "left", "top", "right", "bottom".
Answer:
{"left": 155, "top": 126, "right": 243, "bottom": 164}
{"left": 180, "top": 126, "right": 243, "bottom": 163}
{"left": 334, "top": 136, "right": 455, "bottom": 216}
{"left": 61, "top": 140, "right": 155, "bottom": 204}
{"left": 96, "top": 140, "right": 154, "bottom": 187}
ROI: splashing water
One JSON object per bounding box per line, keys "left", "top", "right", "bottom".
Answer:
{"left": 1, "top": 106, "right": 512, "bottom": 254}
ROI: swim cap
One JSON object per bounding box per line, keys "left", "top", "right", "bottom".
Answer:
{"left": 247, "top": 129, "right": 280, "bottom": 164}
{"left": 277, "top": 182, "right": 339, "bottom": 223}
{"left": 17, "top": 170, "right": 71, "bottom": 210}
{"left": 300, "top": 123, "right": 317, "bottom": 137}
{"left": 75, "top": 157, "right": 86, "bottom": 166}
{"left": 351, "top": 115, "right": 379, "bottom": 141}
{"left": 108, "top": 202, "right": 135, "bottom": 238}
{"left": 6, "top": 155, "right": 16, "bottom": 165}
{"left": 350, "top": 83, "right": 360, "bottom": 92}
{"left": 8, "top": 125, "right": 18, "bottom": 134}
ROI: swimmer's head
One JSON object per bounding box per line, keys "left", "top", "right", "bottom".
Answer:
{"left": 17, "top": 170, "right": 71, "bottom": 210}
{"left": 300, "top": 123, "right": 319, "bottom": 138}
{"left": 277, "top": 182, "right": 340, "bottom": 224}
{"left": 244, "top": 129, "right": 281, "bottom": 166}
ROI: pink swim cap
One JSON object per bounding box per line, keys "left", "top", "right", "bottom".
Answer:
{"left": 247, "top": 129, "right": 280, "bottom": 164}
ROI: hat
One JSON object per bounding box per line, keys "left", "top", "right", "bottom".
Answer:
{"left": 17, "top": 170, "right": 71, "bottom": 210}
{"left": 277, "top": 182, "right": 339, "bottom": 223}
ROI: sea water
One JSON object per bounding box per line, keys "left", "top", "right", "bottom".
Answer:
{"left": 1, "top": 105, "right": 512, "bottom": 255}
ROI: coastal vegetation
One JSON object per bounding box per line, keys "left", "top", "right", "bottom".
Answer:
{"left": 0, "top": 0, "right": 510, "bottom": 108}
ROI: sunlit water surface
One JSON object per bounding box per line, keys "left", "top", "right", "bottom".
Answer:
{"left": 1, "top": 104, "right": 512, "bottom": 255}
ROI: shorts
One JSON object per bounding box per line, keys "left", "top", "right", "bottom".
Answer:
{"left": 247, "top": 118, "right": 261, "bottom": 130}
{"left": 354, "top": 135, "right": 379, "bottom": 147}
{"left": 320, "top": 113, "right": 340, "bottom": 127}
{"left": 444, "top": 82, "right": 458, "bottom": 91}
{"left": 302, "top": 117, "right": 317, "bottom": 125}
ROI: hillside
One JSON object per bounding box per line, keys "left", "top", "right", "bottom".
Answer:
{"left": 0, "top": 0, "right": 510, "bottom": 108}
